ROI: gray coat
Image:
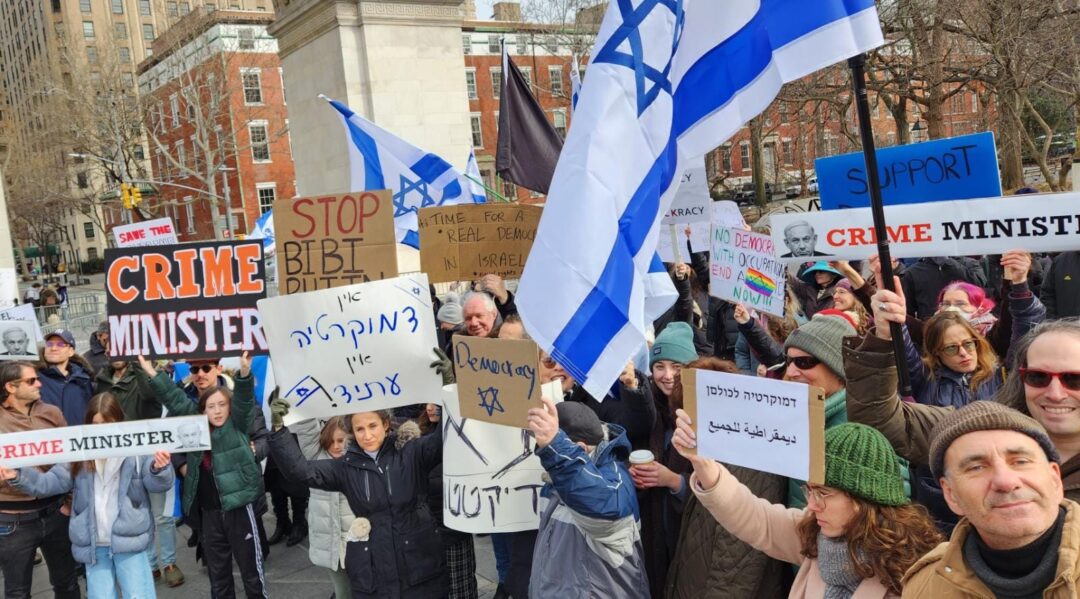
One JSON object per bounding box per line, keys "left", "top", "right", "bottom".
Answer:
{"left": 293, "top": 418, "right": 356, "bottom": 571}
{"left": 11, "top": 455, "right": 174, "bottom": 564}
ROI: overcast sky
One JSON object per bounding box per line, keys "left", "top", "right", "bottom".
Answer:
{"left": 473, "top": 0, "right": 495, "bottom": 19}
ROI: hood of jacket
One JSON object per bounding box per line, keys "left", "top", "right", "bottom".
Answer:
{"left": 87, "top": 331, "right": 106, "bottom": 355}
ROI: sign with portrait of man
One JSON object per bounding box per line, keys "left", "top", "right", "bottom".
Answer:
{"left": 0, "top": 321, "right": 39, "bottom": 360}
{"left": 779, "top": 220, "right": 829, "bottom": 258}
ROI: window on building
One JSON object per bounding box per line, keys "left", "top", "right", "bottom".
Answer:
{"left": 87, "top": 247, "right": 99, "bottom": 260}
{"left": 80, "top": 0, "right": 91, "bottom": 13}
{"left": 83, "top": 21, "right": 95, "bottom": 40}
{"left": 139, "top": 0, "right": 151, "bottom": 15}
{"left": 782, "top": 139, "right": 793, "bottom": 165}
{"left": 175, "top": 140, "right": 186, "bottom": 171}
{"left": 52, "top": 0, "right": 62, "bottom": 13}
{"left": 169, "top": 94, "right": 179, "bottom": 127}
{"left": 111, "top": 0, "right": 124, "bottom": 13}
{"left": 205, "top": 3, "right": 215, "bottom": 10}
{"left": 86, "top": 46, "right": 98, "bottom": 64}
{"left": 257, "top": 184, "right": 276, "bottom": 214}
{"left": 739, "top": 142, "right": 750, "bottom": 171}
{"left": 238, "top": 28, "right": 255, "bottom": 50}
{"left": 277, "top": 68, "right": 286, "bottom": 104}
{"left": 721, "top": 145, "right": 732, "bottom": 172}
{"left": 83, "top": 222, "right": 95, "bottom": 239}
{"left": 133, "top": 144, "right": 144, "bottom": 160}
{"left": 779, "top": 101, "right": 789, "bottom": 124}
{"left": 118, "top": 47, "right": 130, "bottom": 63}
{"left": 241, "top": 69, "right": 262, "bottom": 104}
{"left": 76, "top": 172, "right": 88, "bottom": 188}
{"left": 950, "top": 92, "right": 965, "bottom": 115}
{"left": 190, "top": 135, "right": 201, "bottom": 173}
{"left": 552, "top": 110, "right": 566, "bottom": 138}
{"left": 462, "top": 34, "right": 471, "bottom": 55}
{"left": 167, "top": 1, "right": 178, "bottom": 16}
{"left": 886, "top": 132, "right": 897, "bottom": 146}
{"left": 490, "top": 68, "right": 502, "bottom": 98}
{"left": 516, "top": 38, "right": 527, "bottom": 55}
{"left": 180, "top": 1, "right": 190, "bottom": 15}
{"left": 971, "top": 92, "right": 979, "bottom": 113}
{"left": 249, "top": 122, "right": 270, "bottom": 161}
{"left": 470, "top": 114, "right": 483, "bottom": 147}
{"left": 143, "top": 24, "right": 154, "bottom": 41}
{"left": 502, "top": 178, "right": 516, "bottom": 199}
{"left": 465, "top": 70, "right": 477, "bottom": 100}
{"left": 184, "top": 197, "right": 195, "bottom": 232}
{"left": 520, "top": 67, "right": 532, "bottom": 89}
{"left": 114, "top": 23, "right": 127, "bottom": 39}
{"left": 488, "top": 36, "right": 500, "bottom": 53}
{"left": 549, "top": 66, "right": 563, "bottom": 96}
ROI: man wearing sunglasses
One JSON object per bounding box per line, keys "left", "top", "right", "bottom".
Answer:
{"left": 0, "top": 361, "right": 80, "bottom": 598}
{"left": 37, "top": 329, "right": 95, "bottom": 427}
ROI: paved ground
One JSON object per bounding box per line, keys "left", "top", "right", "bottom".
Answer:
{"left": 8, "top": 510, "right": 501, "bottom": 597}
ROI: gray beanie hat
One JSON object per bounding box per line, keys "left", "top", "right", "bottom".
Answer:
{"left": 783, "top": 312, "right": 857, "bottom": 379}
{"left": 437, "top": 301, "right": 464, "bottom": 326}
{"left": 929, "top": 401, "right": 1058, "bottom": 479}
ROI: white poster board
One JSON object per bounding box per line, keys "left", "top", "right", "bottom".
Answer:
{"left": 259, "top": 274, "right": 442, "bottom": 422}
{"left": 662, "top": 164, "right": 711, "bottom": 224}
{"left": 442, "top": 382, "right": 560, "bottom": 533}
{"left": 0, "top": 320, "right": 40, "bottom": 360}
{"left": 0, "top": 268, "right": 17, "bottom": 310}
{"left": 682, "top": 370, "right": 824, "bottom": 483}
{"left": 0, "top": 304, "right": 44, "bottom": 343}
{"left": 709, "top": 227, "right": 787, "bottom": 318}
{"left": 0, "top": 415, "right": 211, "bottom": 468}
{"left": 112, "top": 217, "right": 179, "bottom": 248}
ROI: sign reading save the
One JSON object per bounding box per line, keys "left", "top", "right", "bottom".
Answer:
{"left": 816, "top": 132, "right": 1002, "bottom": 210}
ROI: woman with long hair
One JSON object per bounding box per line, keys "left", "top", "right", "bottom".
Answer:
{"left": 905, "top": 311, "right": 1003, "bottom": 409}
{"left": 671, "top": 415, "right": 942, "bottom": 597}
{"left": 832, "top": 279, "right": 871, "bottom": 337}
{"left": 0, "top": 393, "right": 174, "bottom": 599}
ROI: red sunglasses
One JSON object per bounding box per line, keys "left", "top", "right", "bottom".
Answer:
{"left": 1019, "top": 368, "right": 1080, "bottom": 391}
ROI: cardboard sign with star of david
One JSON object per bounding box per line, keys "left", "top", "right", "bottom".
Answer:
{"left": 453, "top": 334, "right": 541, "bottom": 428}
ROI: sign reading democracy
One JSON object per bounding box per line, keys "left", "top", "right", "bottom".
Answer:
{"left": 0, "top": 415, "right": 211, "bottom": 468}
{"left": 274, "top": 191, "right": 397, "bottom": 295}
{"left": 418, "top": 204, "right": 542, "bottom": 283}
{"left": 258, "top": 274, "right": 442, "bottom": 421}
{"left": 442, "top": 383, "right": 551, "bottom": 533}
{"left": 662, "top": 164, "right": 711, "bottom": 224}
{"left": 105, "top": 240, "right": 268, "bottom": 360}
{"left": 453, "top": 335, "right": 540, "bottom": 428}
{"left": 682, "top": 369, "right": 824, "bottom": 482}
{"left": 112, "top": 217, "right": 179, "bottom": 248}
{"left": 816, "top": 132, "right": 1002, "bottom": 210}
{"left": 710, "top": 227, "right": 786, "bottom": 317}
{"left": 771, "top": 192, "right": 1080, "bottom": 263}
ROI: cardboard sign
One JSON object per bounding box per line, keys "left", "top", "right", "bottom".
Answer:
{"left": 274, "top": 191, "right": 398, "bottom": 294}
{"left": 682, "top": 369, "right": 825, "bottom": 483}
{"left": 771, "top": 192, "right": 1080, "bottom": 263}
{"left": 817, "top": 132, "right": 1002, "bottom": 210}
{"left": 710, "top": 227, "right": 786, "bottom": 317}
{"left": 453, "top": 335, "right": 540, "bottom": 428}
{"left": 0, "top": 415, "right": 211, "bottom": 468}
{"left": 442, "top": 383, "right": 554, "bottom": 533}
{"left": 112, "top": 218, "right": 179, "bottom": 248}
{"left": 259, "top": 274, "right": 442, "bottom": 421}
{"left": 418, "top": 204, "right": 542, "bottom": 283}
{"left": 0, "top": 320, "right": 39, "bottom": 360}
{"left": 105, "top": 240, "right": 268, "bottom": 360}
{"left": 662, "top": 164, "right": 711, "bottom": 224}
{"left": 0, "top": 304, "right": 44, "bottom": 343}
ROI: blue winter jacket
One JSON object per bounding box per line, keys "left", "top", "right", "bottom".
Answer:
{"left": 39, "top": 362, "right": 95, "bottom": 425}
{"left": 11, "top": 455, "right": 174, "bottom": 564}
{"left": 529, "top": 424, "right": 649, "bottom": 599}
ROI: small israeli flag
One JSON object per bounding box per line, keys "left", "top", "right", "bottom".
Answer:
{"left": 465, "top": 151, "right": 488, "bottom": 203}
{"left": 570, "top": 54, "right": 582, "bottom": 113}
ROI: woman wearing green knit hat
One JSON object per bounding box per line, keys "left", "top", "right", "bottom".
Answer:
{"left": 671, "top": 414, "right": 943, "bottom": 598}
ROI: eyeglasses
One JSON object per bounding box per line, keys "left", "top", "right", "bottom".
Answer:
{"left": 44, "top": 340, "right": 69, "bottom": 348}
{"left": 785, "top": 355, "right": 821, "bottom": 370}
{"left": 940, "top": 339, "right": 978, "bottom": 357}
{"left": 801, "top": 484, "right": 835, "bottom": 506}
{"left": 1019, "top": 368, "right": 1080, "bottom": 391}
{"left": 15, "top": 376, "right": 39, "bottom": 386}
{"left": 190, "top": 364, "right": 217, "bottom": 374}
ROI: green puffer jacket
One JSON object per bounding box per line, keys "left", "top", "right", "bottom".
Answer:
{"left": 95, "top": 364, "right": 161, "bottom": 421}
{"left": 149, "top": 372, "right": 264, "bottom": 514}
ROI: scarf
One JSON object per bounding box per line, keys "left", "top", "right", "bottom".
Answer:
{"left": 967, "top": 306, "right": 998, "bottom": 336}
{"left": 817, "top": 533, "right": 863, "bottom": 599}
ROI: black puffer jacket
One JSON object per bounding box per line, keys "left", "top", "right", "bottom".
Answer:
{"left": 269, "top": 425, "right": 447, "bottom": 598}
{"left": 901, "top": 257, "right": 986, "bottom": 319}
{"left": 566, "top": 372, "right": 656, "bottom": 451}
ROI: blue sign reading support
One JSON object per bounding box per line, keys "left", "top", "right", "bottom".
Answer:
{"left": 816, "top": 132, "right": 1002, "bottom": 210}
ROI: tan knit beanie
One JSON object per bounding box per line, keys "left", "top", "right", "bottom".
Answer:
{"left": 928, "top": 401, "right": 1059, "bottom": 479}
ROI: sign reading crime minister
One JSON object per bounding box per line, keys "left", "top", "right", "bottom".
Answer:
{"left": 274, "top": 190, "right": 398, "bottom": 295}
{"left": 418, "top": 204, "right": 541, "bottom": 283}
{"left": 105, "top": 240, "right": 268, "bottom": 360}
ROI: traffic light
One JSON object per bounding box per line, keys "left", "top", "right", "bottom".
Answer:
{"left": 130, "top": 186, "right": 142, "bottom": 207}
{"left": 120, "top": 183, "right": 132, "bottom": 209}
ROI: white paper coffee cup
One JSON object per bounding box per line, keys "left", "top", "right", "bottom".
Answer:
{"left": 629, "top": 449, "right": 655, "bottom": 466}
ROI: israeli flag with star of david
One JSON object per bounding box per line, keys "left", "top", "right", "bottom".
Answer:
{"left": 517, "top": 0, "right": 884, "bottom": 399}
{"left": 323, "top": 96, "right": 482, "bottom": 248}
{"left": 465, "top": 150, "right": 488, "bottom": 203}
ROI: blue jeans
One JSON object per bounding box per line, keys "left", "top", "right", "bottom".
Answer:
{"left": 0, "top": 506, "right": 80, "bottom": 599}
{"left": 147, "top": 490, "right": 177, "bottom": 568}
{"left": 88, "top": 546, "right": 155, "bottom": 599}
{"left": 491, "top": 532, "right": 511, "bottom": 583}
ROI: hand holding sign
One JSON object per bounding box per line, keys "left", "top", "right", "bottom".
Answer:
{"left": 0, "top": 466, "right": 15, "bottom": 480}
{"left": 618, "top": 362, "right": 638, "bottom": 390}
{"left": 477, "top": 274, "right": 509, "bottom": 304}
{"left": 733, "top": 304, "right": 751, "bottom": 325}
{"left": 137, "top": 354, "right": 157, "bottom": 378}
{"left": 527, "top": 396, "right": 559, "bottom": 449}
{"left": 152, "top": 451, "right": 171, "bottom": 471}
{"left": 1001, "top": 249, "right": 1032, "bottom": 285}
{"left": 239, "top": 351, "right": 252, "bottom": 378}
{"left": 871, "top": 278, "right": 907, "bottom": 341}
{"left": 671, "top": 408, "right": 721, "bottom": 490}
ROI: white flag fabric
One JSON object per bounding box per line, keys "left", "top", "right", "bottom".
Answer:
{"left": 517, "top": 0, "right": 884, "bottom": 398}
{"left": 570, "top": 54, "right": 582, "bottom": 113}
{"left": 465, "top": 150, "right": 488, "bottom": 203}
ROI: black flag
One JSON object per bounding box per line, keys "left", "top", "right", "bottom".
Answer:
{"left": 495, "top": 45, "right": 564, "bottom": 194}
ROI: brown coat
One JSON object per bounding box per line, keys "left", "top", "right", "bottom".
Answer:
{"left": 901, "top": 500, "right": 1080, "bottom": 598}
{"left": 0, "top": 398, "right": 68, "bottom": 504}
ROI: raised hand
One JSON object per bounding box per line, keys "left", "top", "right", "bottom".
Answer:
{"left": 239, "top": 351, "right": 252, "bottom": 378}
{"left": 527, "top": 395, "right": 560, "bottom": 449}
{"left": 671, "top": 408, "right": 721, "bottom": 490}
{"left": 870, "top": 276, "right": 907, "bottom": 340}
{"left": 152, "top": 451, "right": 171, "bottom": 471}
{"left": 137, "top": 354, "right": 157, "bottom": 378}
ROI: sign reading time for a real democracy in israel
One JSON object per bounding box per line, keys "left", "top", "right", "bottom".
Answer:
{"left": 816, "top": 132, "right": 1002, "bottom": 210}
{"left": 105, "top": 240, "right": 269, "bottom": 360}
{"left": 0, "top": 415, "right": 211, "bottom": 468}
{"left": 770, "top": 192, "right": 1080, "bottom": 263}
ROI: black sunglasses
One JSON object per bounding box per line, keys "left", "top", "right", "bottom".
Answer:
{"left": 190, "top": 364, "right": 218, "bottom": 374}
{"left": 785, "top": 355, "right": 821, "bottom": 370}
{"left": 1019, "top": 368, "right": 1080, "bottom": 391}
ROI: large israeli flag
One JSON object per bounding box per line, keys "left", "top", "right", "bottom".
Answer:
{"left": 323, "top": 96, "right": 481, "bottom": 248}
{"left": 518, "top": 0, "right": 884, "bottom": 398}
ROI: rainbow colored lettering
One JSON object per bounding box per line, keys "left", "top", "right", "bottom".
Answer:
{"left": 744, "top": 268, "right": 776, "bottom": 297}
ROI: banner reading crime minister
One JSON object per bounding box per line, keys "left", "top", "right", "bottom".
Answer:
{"left": 0, "top": 415, "right": 211, "bottom": 468}
{"left": 106, "top": 240, "right": 268, "bottom": 360}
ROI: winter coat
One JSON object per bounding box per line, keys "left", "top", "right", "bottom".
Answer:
{"left": 788, "top": 275, "right": 834, "bottom": 320}
{"left": 707, "top": 298, "right": 740, "bottom": 361}
{"left": 1041, "top": 251, "right": 1080, "bottom": 320}
{"left": 292, "top": 418, "right": 356, "bottom": 572}
{"left": 268, "top": 424, "right": 447, "bottom": 599}
{"left": 529, "top": 425, "right": 650, "bottom": 599}
{"left": 10, "top": 455, "right": 173, "bottom": 564}
{"left": 664, "top": 464, "right": 789, "bottom": 599}
{"left": 736, "top": 319, "right": 785, "bottom": 370}
{"left": 95, "top": 364, "right": 161, "bottom": 421}
{"left": 566, "top": 374, "right": 657, "bottom": 451}
{"left": 149, "top": 372, "right": 264, "bottom": 514}
{"left": 39, "top": 361, "right": 95, "bottom": 426}
{"left": 81, "top": 333, "right": 109, "bottom": 377}
{"left": 903, "top": 327, "right": 1003, "bottom": 410}
{"left": 982, "top": 253, "right": 1045, "bottom": 301}
{"left": 0, "top": 399, "right": 68, "bottom": 504}
{"left": 901, "top": 500, "right": 1080, "bottom": 598}
{"left": 691, "top": 466, "right": 893, "bottom": 598}
{"left": 900, "top": 257, "right": 986, "bottom": 320}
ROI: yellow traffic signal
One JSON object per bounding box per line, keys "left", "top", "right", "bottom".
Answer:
{"left": 120, "top": 183, "right": 132, "bottom": 209}
{"left": 131, "top": 186, "right": 142, "bottom": 207}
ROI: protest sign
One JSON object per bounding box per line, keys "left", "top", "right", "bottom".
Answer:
{"left": 453, "top": 335, "right": 540, "bottom": 428}
{"left": 817, "top": 132, "right": 1001, "bottom": 210}
{"left": 418, "top": 204, "right": 542, "bottom": 283}
{"left": 105, "top": 240, "right": 268, "bottom": 360}
{"left": 0, "top": 320, "right": 39, "bottom": 360}
{"left": 0, "top": 304, "right": 43, "bottom": 343}
{"left": 274, "top": 191, "right": 397, "bottom": 294}
{"left": 709, "top": 227, "right": 786, "bottom": 317}
{"left": 657, "top": 201, "right": 744, "bottom": 263}
{"left": 0, "top": 415, "right": 211, "bottom": 468}
{"left": 682, "top": 369, "right": 824, "bottom": 482}
{"left": 442, "top": 382, "right": 560, "bottom": 533}
{"left": 112, "top": 218, "right": 179, "bottom": 248}
{"left": 771, "top": 192, "right": 1080, "bottom": 263}
{"left": 258, "top": 274, "right": 442, "bottom": 421}
{"left": 662, "top": 164, "right": 711, "bottom": 224}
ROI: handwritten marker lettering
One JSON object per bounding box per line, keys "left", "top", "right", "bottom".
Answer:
{"left": 477, "top": 387, "right": 505, "bottom": 417}
{"left": 454, "top": 340, "right": 537, "bottom": 398}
